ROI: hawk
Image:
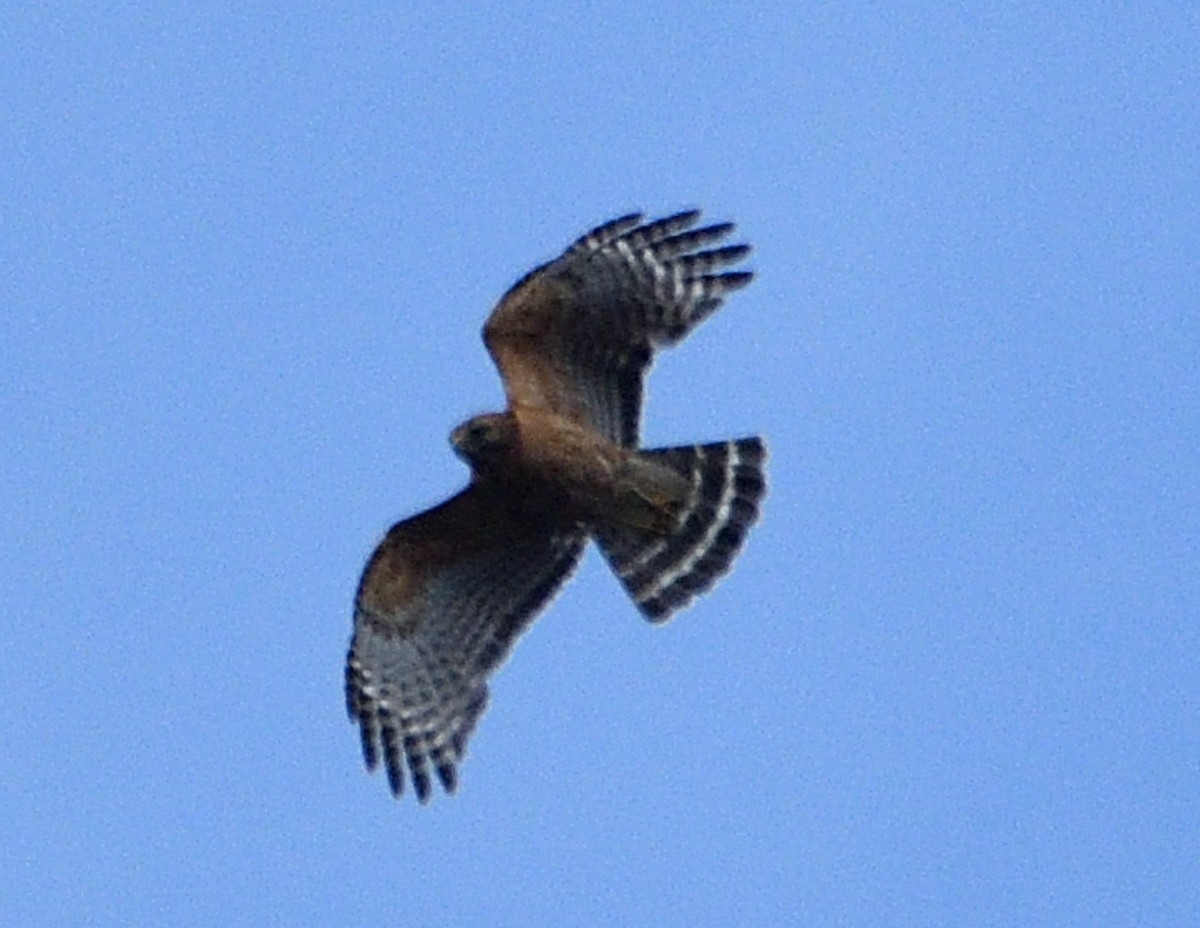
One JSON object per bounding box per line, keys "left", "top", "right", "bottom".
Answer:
{"left": 347, "top": 209, "right": 767, "bottom": 802}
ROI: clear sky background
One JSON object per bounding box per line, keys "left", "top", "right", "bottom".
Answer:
{"left": 3, "top": 4, "right": 1198, "bottom": 926}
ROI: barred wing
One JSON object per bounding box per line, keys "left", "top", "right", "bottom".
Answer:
{"left": 347, "top": 486, "right": 584, "bottom": 802}
{"left": 484, "top": 210, "right": 753, "bottom": 447}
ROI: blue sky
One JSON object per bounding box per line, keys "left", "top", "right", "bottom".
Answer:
{"left": 3, "top": 4, "right": 1198, "bottom": 925}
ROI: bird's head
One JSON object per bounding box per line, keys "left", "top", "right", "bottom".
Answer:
{"left": 449, "top": 413, "right": 518, "bottom": 469}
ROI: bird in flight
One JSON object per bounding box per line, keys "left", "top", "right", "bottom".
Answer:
{"left": 347, "top": 209, "right": 767, "bottom": 802}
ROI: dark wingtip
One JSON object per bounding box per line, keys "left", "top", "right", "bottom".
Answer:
{"left": 436, "top": 762, "right": 458, "bottom": 795}
{"left": 694, "top": 219, "right": 734, "bottom": 238}
{"left": 609, "top": 210, "right": 646, "bottom": 226}
{"left": 412, "top": 769, "right": 432, "bottom": 804}
{"left": 385, "top": 759, "right": 404, "bottom": 798}
{"left": 359, "top": 724, "right": 379, "bottom": 772}
{"left": 663, "top": 207, "right": 703, "bottom": 226}
{"left": 714, "top": 270, "right": 754, "bottom": 291}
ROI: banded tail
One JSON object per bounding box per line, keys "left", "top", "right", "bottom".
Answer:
{"left": 594, "top": 438, "right": 766, "bottom": 622}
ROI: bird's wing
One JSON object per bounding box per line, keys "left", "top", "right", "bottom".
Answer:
{"left": 483, "top": 210, "right": 752, "bottom": 446}
{"left": 347, "top": 484, "right": 584, "bottom": 802}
